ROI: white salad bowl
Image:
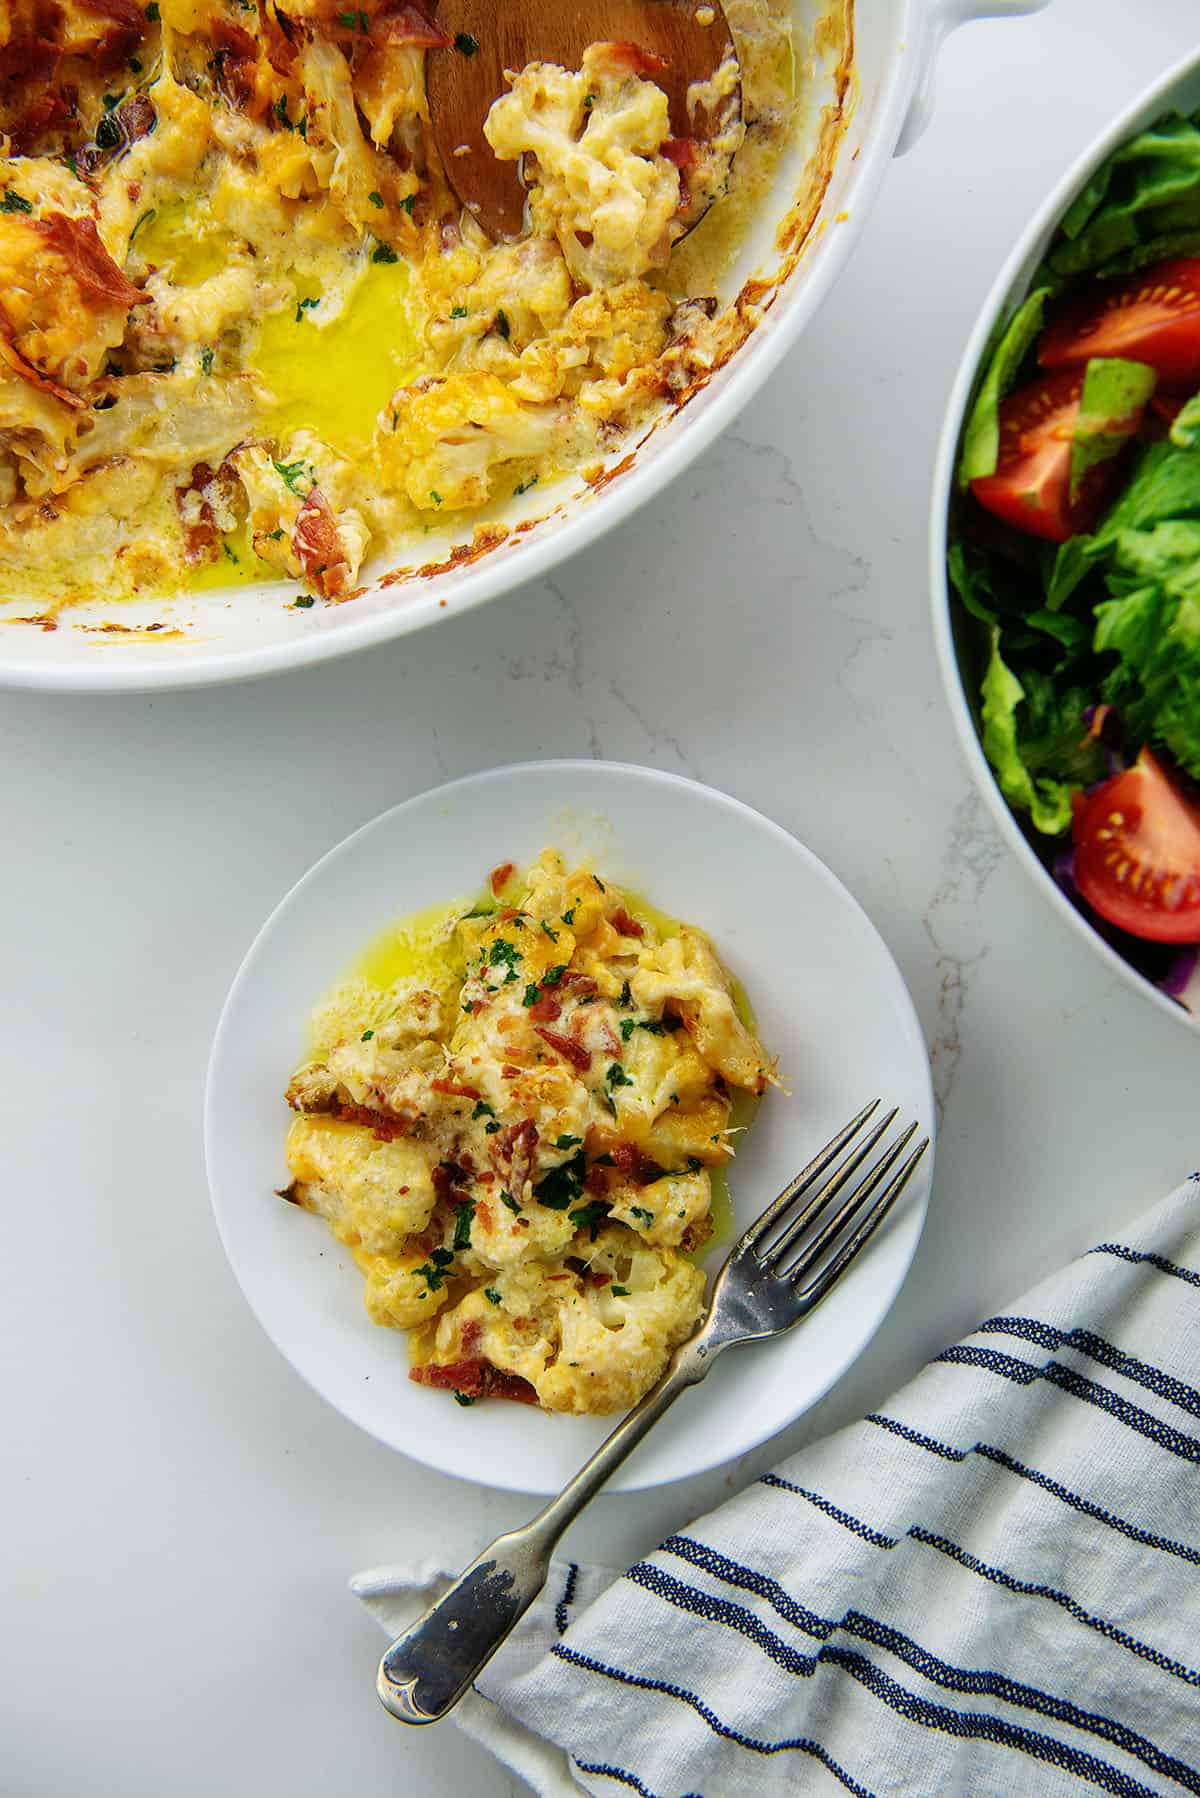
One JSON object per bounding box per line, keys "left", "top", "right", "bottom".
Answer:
{"left": 204, "top": 761, "right": 935, "bottom": 1493}
{"left": 931, "top": 47, "right": 1200, "bottom": 1038}
{"left": 1, "top": 0, "right": 1044, "bottom": 692}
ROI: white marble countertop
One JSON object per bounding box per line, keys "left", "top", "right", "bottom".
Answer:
{"left": 4, "top": 3, "right": 1198, "bottom": 1791}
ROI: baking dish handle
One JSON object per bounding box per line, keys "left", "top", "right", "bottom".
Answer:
{"left": 895, "top": 0, "right": 1049, "bottom": 157}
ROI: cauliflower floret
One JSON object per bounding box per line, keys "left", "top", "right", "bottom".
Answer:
{"left": 631, "top": 927, "right": 771, "bottom": 1093}
{"left": 284, "top": 1114, "right": 438, "bottom": 1252}
{"left": 232, "top": 435, "right": 370, "bottom": 593}
{"left": 356, "top": 1247, "right": 454, "bottom": 1330}
{"left": 0, "top": 210, "right": 141, "bottom": 398}
{"left": 378, "top": 370, "right": 565, "bottom": 511}
{"left": 608, "top": 1168, "right": 712, "bottom": 1249}
{"left": 285, "top": 1034, "right": 447, "bottom": 1123}
{"left": 484, "top": 43, "right": 683, "bottom": 290}
{"left": 411, "top": 1224, "right": 705, "bottom": 1413}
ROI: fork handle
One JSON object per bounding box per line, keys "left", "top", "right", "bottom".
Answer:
{"left": 377, "top": 1332, "right": 719, "bottom": 1724}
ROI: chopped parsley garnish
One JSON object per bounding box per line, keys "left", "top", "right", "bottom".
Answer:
{"left": 561, "top": 906, "right": 576, "bottom": 926}
{"left": 1, "top": 190, "right": 32, "bottom": 215}
{"left": 522, "top": 982, "right": 540, "bottom": 1008}
{"left": 622, "top": 1017, "right": 666, "bottom": 1041}
{"left": 593, "top": 875, "right": 606, "bottom": 892}
{"left": 361, "top": 1029, "right": 374, "bottom": 1041}
{"left": 273, "top": 457, "right": 313, "bottom": 495}
{"left": 500, "top": 1190, "right": 520, "bottom": 1215}
{"left": 534, "top": 1152, "right": 585, "bottom": 1210}
{"left": 102, "top": 92, "right": 120, "bottom": 110}
{"left": 273, "top": 94, "right": 293, "bottom": 130}
{"left": 555, "top": 1134, "right": 583, "bottom": 1150}
{"left": 372, "top": 240, "right": 399, "bottom": 263}
{"left": 95, "top": 112, "right": 122, "bottom": 150}
{"left": 541, "top": 964, "right": 567, "bottom": 987}
{"left": 606, "top": 1062, "right": 634, "bottom": 1089}
{"left": 450, "top": 305, "right": 468, "bottom": 320}
{"left": 266, "top": 526, "right": 284, "bottom": 541}
{"left": 368, "top": 190, "right": 384, "bottom": 208}
{"left": 686, "top": 1157, "right": 703, "bottom": 1172}
{"left": 484, "top": 1288, "right": 502, "bottom": 1305}
{"left": 495, "top": 308, "right": 510, "bottom": 340}
{"left": 291, "top": 595, "right": 315, "bottom": 609}
{"left": 619, "top": 1018, "right": 635, "bottom": 1043}
{"left": 336, "top": 9, "right": 368, "bottom": 30}
{"left": 145, "top": 2, "right": 160, "bottom": 18}
{"left": 514, "top": 475, "right": 539, "bottom": 496}
{"left": 130, "top": 57, "right": 143, "bottom": 73}
{"left": 129, "top": 207, "right": 156, "bottom": 243}
{"left": 414, "top": 1261, "right": 445, "bottom": 1292}
{"left": 400, "top": 194, "right": 416, "bottom": 216}
{"left": 601, "top": 1092, "right": 617, "bottom": 1118}
{"left": 583, "top": 92, "right": 596, "bottom": 110}
{"left": 463, "top": 905, "right": 495, "bottom": 920}
{"left": 540, "top": 919, "right": 558, "bottom": 942}
{"left": 222, "top": 542, "right": 239, "bottom": 565}
{"left": 455, "top": 31, "right": 479, "bottom": 55}
{"left": 295, "top": 296, "right": 320, "bottom": 322}
{"left": 484, "top": 1120, "right": 500, "bottom": 1134}
{"left": 200, "top": 347, "right": 215, "bottom": 375}
{"left": 452, "top": 1200, "right": 475, "bottom": 1251}
{"left": 618, "top": 980, "right": 632, "bottom": 1008}
{"left": 431, "top": 1248, "right": 454, "bottom": 1268}
{"left": 453, "top": 1391, "right": 476, "bottom": 1406}
{"left": 611, "top": 1285, "right": 629, "bottom": 1297}
{"left": 430, "top": 489, "right": 442, "bottom": 505}
{"left": 472, "top": 1100, "right": 495, "bottom": 1120}
{"left": 630, "top": 1205, "right": 654, "bottom": 1225}
{"left": 488, "top": 938, "right": 521, "bottom": 983}
{"left": 568, "top": 1201, "right": 607, "bottom": 1238}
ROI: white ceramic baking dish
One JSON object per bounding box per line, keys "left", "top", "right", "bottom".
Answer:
{"left": 1, "top": 0, "right": 1043, "bottom": 691}
{"left": 931, "top": 46, "right": 1200, "bottom": 1035}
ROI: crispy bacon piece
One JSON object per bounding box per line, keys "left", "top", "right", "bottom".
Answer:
{"left": 81, "top": 0, "right": 145, "bottom": 61}
{"left": 490, "top": 862, "right": 514, "bottom": 897}
{"left": 597, "top": 41, "right": 671, "bottom": 78}
{"left": 293, "top": 486, "right": 351, "bottom": 599}
{"left": 430, "top": 1077, "right": 480, "bottom": 1099}
{"left": 333, "top": 1101, "right": 409, "bottom": 1140}
{"left": 611, "top": 1143, "right": 666, "bottom": 1185}
{"left": 559, "top": 971, "right": 598, "bottom": 996}
{"left": 36, "top": 213, "right": 141, "bottom": 311}
{"left": 527, "top": 994, "right": 561, "bottom": 1024}
{"left": 610, "top": 906, "right": 644, "bottom": 938}
{"left": 409, "top": 1358, "right": 538, "bottom": 1404}
{"left": 431, "top": 1164, "right": 472, "bottom": 1208}
{"left": 114, "top": 92, "right": 155, "bottom": 145}
{"left": 7, "top": 90, "right": 74, "bottom": 155}
{"left": 374, "top": 2, "right": 452, "bottom": 47}
{"left": 662, "top": 137, "right": 698, "bottom": 169}
{"left": 535, "top": 1026, "right": 591, "bottom": 1072}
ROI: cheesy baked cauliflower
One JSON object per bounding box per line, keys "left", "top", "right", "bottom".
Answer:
{"left": 0, "top": 0, "right": 801, "bottom": 612}
{"left": 281, "top": 850, "right": 775, "bottom": 1414}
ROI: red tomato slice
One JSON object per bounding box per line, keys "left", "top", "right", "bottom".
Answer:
{"left": 970, "top": 371, "right": 1111, "bottom": 542}
{"left": 1040, "top": 256, "right": 1200, "bottom": 386}
{"left": 1073, "top": 749, "right": 1200, "bottom": 944}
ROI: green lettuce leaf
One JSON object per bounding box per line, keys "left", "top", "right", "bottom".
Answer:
{"left": 1169, "top": 391, "right": 1200, "bottom": 448}
{"left": 1095, "top": 578, "right": 1200, "bottom": 780}
{"left": 957, "top": 288, "right": 1050, "bottom": 487}
{"left": 1069, "top": 356, "right": 1156, "bottom": 498}
{"left": 1039, "top": 111, "right": 1200, "bottom": 280}
{"left": 980, "top": 632, "right": 1103, "bottom": 835}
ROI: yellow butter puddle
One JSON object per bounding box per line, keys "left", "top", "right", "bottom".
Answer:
{"left": 343, "top": 874, "right": 761, "bottom": 1251}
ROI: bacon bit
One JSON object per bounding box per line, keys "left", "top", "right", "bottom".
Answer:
{"left": 114, "top": 93, "right": 156, "bottom": 146}
{"left": 462, "top": 1318, "right": 483, "bottom": 1357}
{"left": 528, "top": 995, "right": 561, "bottom": 1024}
{"left": 397, "top": 1186, "right": 409, "bottom": 1195}
{"left": 612, "top": 1143, "right": 665, "bottom": 1185}
{"left": 610, "top": 906, "right": 644, "bottom": 938}
{"left": 585, "top": 1163, "right": 612, "bottom": 1196}
{"left": 37, "top": 213, "right": 142, "bottom": 310}
{"left": 499, "top": 1119, "right": 539, "bottom": 1159}
{"left": 430, "top": 1077, "right": 480, "bottom": 1099}
{"left": 586, "top": 1269, "right": 612, "bottom": 1288}
{"left": 662, "top": 136, "right": 698, "bottom": 169}
{"left": 263, "top": 7, "right": 299, "bottom": 73}
{"left": 559, "top": 971, "right": 599, "bottom": 996}
{"left": 410, "top": 1359, "right": 538, "bottom": 1404}
{"left": 545, "top": 1273, "right": 570, "bottom": 1281}
{"left": 334, "top": 1101, "right": 409, "bottom": 1141}
{"left": 375, "top": 2, "right": 453, "bottom": 47}
{"left": 535, "top": 1026, "right": 591, "bottom": 1073}
{"left": 7, "top": 91, "right": 74, "bottom": 157}
{"left": 470, "top": 1000, "right": 487, "bottom": 1016}
{"left": 210, "top": 17, "right": 261, "bottom": 110}
{"left": 490, "top": 862, "right": 515, "bottom": 897}
{"left": 431, "top": 1165, "right": 472, "bottom": 1208}
{"left": 475, "top": 1200, "right": 493, "bottom": 1229}
{"left": 501, "top": 1064, "right": 523, "bottom": 1080}
{"left": 293, "top": 487, "right": 351, "bottom": 600}
{"left": 477, "top": 1171, "right": 495, "bottom": 1184}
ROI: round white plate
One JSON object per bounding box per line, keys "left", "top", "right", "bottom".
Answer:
{"left": 205, "top": 761, "right": 934, "bottom": 1493}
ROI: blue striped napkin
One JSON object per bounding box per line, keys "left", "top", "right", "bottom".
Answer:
{"left": 354, "top": 1174, "right": 1200, "bottom": 1798}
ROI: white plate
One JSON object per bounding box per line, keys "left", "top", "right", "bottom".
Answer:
{"left": 204, "top": 761, "right": 934, "bottom": 1493}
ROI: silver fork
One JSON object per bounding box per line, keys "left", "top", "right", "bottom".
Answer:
{"left": 376, "top": 1099, "right": 929, "bottom": 1725}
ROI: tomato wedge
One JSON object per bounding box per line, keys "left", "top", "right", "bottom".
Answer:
{"left": 1073, "top": 749, "right": 1200, "bottom": 943}
{"left": 969, "top": 371, "right": 1112, "bottom": 542}
{"left": 1040, "top": 256, "right": 1200, "bottom": 386}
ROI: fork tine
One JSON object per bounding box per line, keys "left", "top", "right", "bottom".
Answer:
{"left": 759, "top": 1107, "right": 899, "bottom": 1270}
{"left": 738, "top": 1100, "right": 879, "bottom": 1254}
{"left": 778, "top": 1119, "right": 917, "bottom": 1280}
{"left": 793, "top": 1135, "right": 930, "bottom": 1309}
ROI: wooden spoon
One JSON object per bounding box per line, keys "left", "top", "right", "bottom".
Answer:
{"left": 426, "top": 0, "right": 742, "bottom": 242}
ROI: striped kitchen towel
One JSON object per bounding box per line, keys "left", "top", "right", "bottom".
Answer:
{"left": 354, "top": 1175, "right": 1200, "bottom": 1797}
